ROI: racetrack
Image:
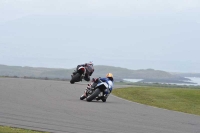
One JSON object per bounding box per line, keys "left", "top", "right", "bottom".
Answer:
{"left": 0, "top": 78, "right": 200, "bottom": 133}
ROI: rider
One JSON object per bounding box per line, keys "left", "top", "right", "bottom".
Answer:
{"left": 98, "top": 73, "right": 114, "bottom": 96}
{"left": 73, "top": 62, "right": 94, "bottom": 81}
{"left": 85, "top": 73, "right": 114, "bottom": 100}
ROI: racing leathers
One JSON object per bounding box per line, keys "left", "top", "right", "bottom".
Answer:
{"left": 98, "top": 77, "right": 113, "bottom": 95}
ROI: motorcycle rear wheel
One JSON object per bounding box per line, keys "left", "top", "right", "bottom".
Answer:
{"left": 102, "top": 98, "right": 106, "bottom": 102}
{"left": 70, "top": 73, "right": 80, "bottom": 84}
{"left": 86, "top": 88, "right": 101, "bottom": 102}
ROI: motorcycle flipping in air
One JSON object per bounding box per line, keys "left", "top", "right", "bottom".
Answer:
{"left": 70, "top": 64, "right": 94, "bottom": 84}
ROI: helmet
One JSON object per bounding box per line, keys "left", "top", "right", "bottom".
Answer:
{"left": 106, "top": 73, "right": 113, "bottom": 78}
{"left": 85, "top": 61, "right": 93, "bottom": 66}
{"left": 106, "top": 73, "right": 114, "bottom": 81}
{"left": 88, "top": 61, "right": 93, "bottom": 66}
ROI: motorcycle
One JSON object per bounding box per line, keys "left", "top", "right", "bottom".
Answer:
{"left": 70, "top": 66, "right": 86, "bottom": 84}
{"left": 70, "top": 64, "right": 94, "bottom": 84}
{"left": 80, "top": 78, "right": 109, "bottom": 102}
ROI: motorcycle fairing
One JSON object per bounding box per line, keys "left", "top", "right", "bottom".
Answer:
{"left": 77, "top": 66, "right": 86, "bottom": 75}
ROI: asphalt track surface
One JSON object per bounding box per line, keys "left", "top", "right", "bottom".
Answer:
{"left": 0, "top": 78, "right": 200, "bottom": 133}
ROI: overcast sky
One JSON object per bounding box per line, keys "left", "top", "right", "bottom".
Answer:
{"left": 0, "top": 0, "right": 200, "bottom": 73}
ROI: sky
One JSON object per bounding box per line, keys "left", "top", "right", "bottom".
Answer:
{"left": 0, "top": 0, "right": 200, "bottom": 73}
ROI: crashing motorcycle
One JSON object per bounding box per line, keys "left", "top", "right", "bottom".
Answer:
{"left": 80, "top": 78, "right": 109, "bottom": 102}
{"left": 70, "top": 65, "right": 94, "bottom": 84}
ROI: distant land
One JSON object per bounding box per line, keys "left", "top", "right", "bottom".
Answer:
{"left": 0, "top": 64, "right": 199, "bottom": 84}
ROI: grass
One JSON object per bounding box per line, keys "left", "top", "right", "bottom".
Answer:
{"left": 0, "top": 126, "right": 48, "bottom": 133}
{"left": 112, "top": 86, "right": 200, "bottom": 115}
{"left": 114, "top": 81, "right": 200, "bottom": 89}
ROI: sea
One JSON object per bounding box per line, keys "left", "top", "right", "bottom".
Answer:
{"left": 123, "top": 77, "right": 200, "bottom": 86}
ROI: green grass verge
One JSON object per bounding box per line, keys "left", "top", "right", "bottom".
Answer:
{"left": 0, "top": 126, "right": 48, "bottom": 133}
{"left": 112, "top": 87, "right": 200, "bottom": 115}
{"left": 114, "top": 81, "right": 200, "bottom": 89}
